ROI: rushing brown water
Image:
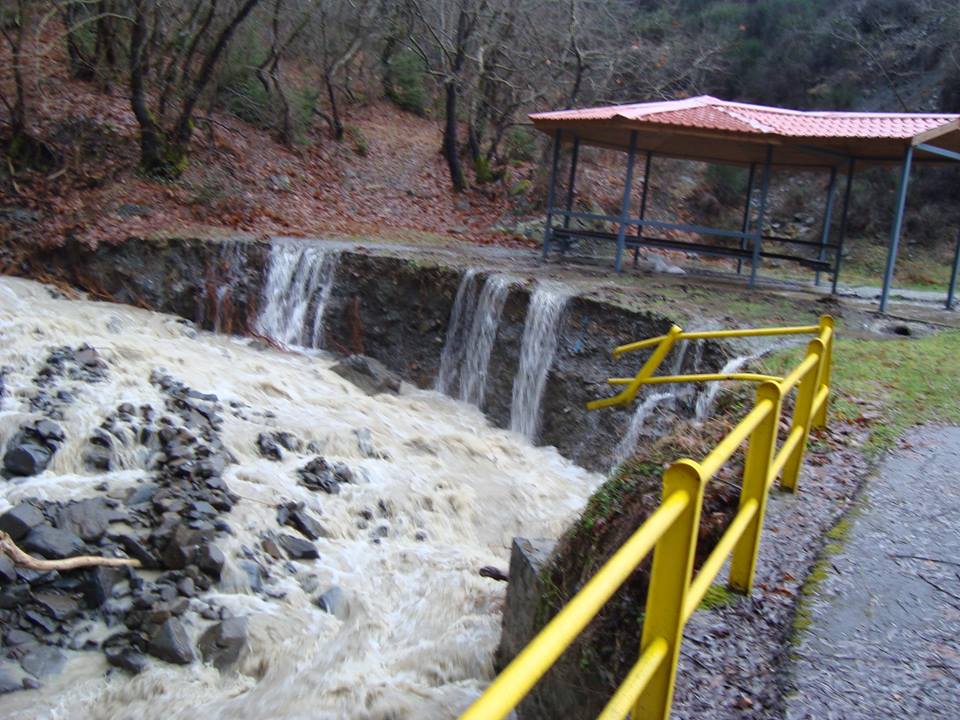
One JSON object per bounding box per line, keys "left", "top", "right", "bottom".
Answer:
{"left": 0, "top": 277, "right": 599, "bottom": 719}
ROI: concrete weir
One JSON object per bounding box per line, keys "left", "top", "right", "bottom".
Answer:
{"left": 32, "top": 235, "right": 726, "bottom": 472}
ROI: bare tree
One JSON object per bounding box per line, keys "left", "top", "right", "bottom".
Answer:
{"left": 308, "top": 0, "right": 379, "bottom": 141}
{"left": 129, "top": 0, "right": 262, "bottom": 177}
{"left": 0, "top": 0, "right": 35, "bottom": 148}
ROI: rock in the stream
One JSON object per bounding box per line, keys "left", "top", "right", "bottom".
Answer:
{"left": 277, "top": 502, "right": 328, "bottom": 541}
{"left": 105, "top": 646, "right": 149, "bottom": 675}
{"left": 199, "top": 616, "right": 248, "bottom": 670}
{"left": 0, "top": 502, "right": 46, "bottom": 540}
{"left": 23, "top": 525, "right": 86, "bottom": 559}
{"left": 0, "top": 556, "right": 16, "bottom": 584}
{"left": 19, "top": 645, "right": 66, "bottom": 679}
{"left": 2, "top": 419, "right": 65, "bottom": 477}
{"left": 147, "top": 618, "right": 195, "bottom": 664}
{"left": 56, "top": 498, "right": 116, "bottom": 542}
{"left": 315, "top": 586, "right": 349, "bottom": 621}
{"left": 3, "top": 442, "right": 53, "bottom": 477}
{"left": 278, "top": 534, "right": 319, "bottom": 560}
{"left": 82, "top": 566, "right": 126, "bottom": 607}
{"left": 298, "top": 457, "right": 341, "bottom": 494}
{"left": 196, "top": 543, "right": 225, "bottom": 579}
{"left": 330, "top": 355, "right": 402, "bottom": 395}
{"left": 0, "top": 665, "right": 21, "bottom": 694}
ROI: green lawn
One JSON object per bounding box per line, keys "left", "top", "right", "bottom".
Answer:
{"left": 765, "top": 329, "right": 960, "bottom": 455}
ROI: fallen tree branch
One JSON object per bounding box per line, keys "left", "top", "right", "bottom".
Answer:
{"left": 0, "top": 531, "right": 141, "bottom": 570}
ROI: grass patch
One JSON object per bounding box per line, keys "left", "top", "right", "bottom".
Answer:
{"left": 699, "top": 582, "right": 739, "bottom": 610}
{"left": 764, "top": 329, "right": 960, "bottom": 455}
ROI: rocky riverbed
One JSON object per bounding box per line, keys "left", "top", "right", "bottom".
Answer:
{"left": 0, "top": 276, "right": 599, "bottom": 719}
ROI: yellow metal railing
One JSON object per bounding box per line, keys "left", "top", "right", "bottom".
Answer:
{"left": 461, "top": 315, "right": 835, "bottom": 720}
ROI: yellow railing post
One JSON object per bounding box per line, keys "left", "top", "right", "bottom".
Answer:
{"left": 781, "top": 338, "right": 825, "bottom": 492}
{"left": 812, "top": 315, "right": 834, "bottom": 429}
{"left": 634, "top": 460, "right": 705, "bottom": 720}
{"left": 587, "top": 326, "right": 682, "bottom": 410}
{"left": 728, "top": 382, "right": 782, "bottom": 592}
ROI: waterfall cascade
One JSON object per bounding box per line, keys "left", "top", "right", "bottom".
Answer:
{"left": 695, "top": 352, "right": 760, "bottom": 422}
{"left": 509, "top": 287, "right": 568, "bottom": 441}
{"left": 434, "top": 271, "right": 514, "bottom": 408}
{"left": 257, "top": 242, "right": 339, "bottom": 349}
{"left": 435, "top": 269, "right": 479, "bottom": 395}
{"left": 459, "top": 275, "right": 514, "bottom": 407}
{"left": 612, "top": 340, "right": 691, "bottom": 464}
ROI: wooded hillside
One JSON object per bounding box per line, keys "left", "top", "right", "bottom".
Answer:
{"left": 3, "top": 0, "right": 959, "bottom": 279}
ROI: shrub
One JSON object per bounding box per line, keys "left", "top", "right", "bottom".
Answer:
{"left": 384, "top": 49, "right": 428, "bottom": 116}
{"left": 703, "top": 163, "right": 748, "bottom": 206}
{"left": 347, "top": 125, "right": 369, "bottom": 156}
{"left": 504, "top": 127, "right": 537, "bottom": 162}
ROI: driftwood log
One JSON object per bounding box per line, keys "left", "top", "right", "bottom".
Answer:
{"left": 0, "top": 531, "right": 141, "bottom": 570}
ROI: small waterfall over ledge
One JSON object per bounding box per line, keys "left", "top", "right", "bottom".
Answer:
{"left": 613, "top": 339, "right": 692, "bottom": 464}
{"left": 460, "top": 275, "right": 514, "bottom": 406}
{"left": 257, "top": 242, "right": 339, "bottom": 349}
{"left": 434, "top": 270, "right": 515, "bottom": 408}
{"left": 510, "top": 286, "right": 568, "bottom": 441}
{"left": 436, "top": 269, "right": 480, "bottom": 395}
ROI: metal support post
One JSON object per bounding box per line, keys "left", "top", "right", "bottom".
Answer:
{"left": 749, "top": 146, "right": 774, "bottom": 288}
{"left": 614, "top": 131, "right": 639, "bottom": 273}
{"left": 634, "top": 150, "right": 653, "bottom": 267}
{"left": 562, "top": 137, "right": 580, "bottom": 232}
{"left": 815, "top": 166, "right": 838, "bottom": 286}
{"left": 947, "top": 229, "right": 960, "bottom": 310}
{"left": 541, "top": 129, "right": 562, "bottom": 261}
{"left": 737, "top": 163, "right": 757, "bottom": 275}
{"left": 879, "top": 145, "right": 914, "bottom": 313}
{"left": 831, "top": 158, "right": 856, "bottom": 295}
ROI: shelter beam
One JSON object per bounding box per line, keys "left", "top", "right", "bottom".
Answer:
{"left": 542, "top": 129, "right": 562, "bottom": 260}
{"left": 914, "top": 142, "right": 960, "bottom": 163}
{"left": 948, "top": 228, "right": 960, "bottom": 310}
{"left": 614, "top": 131, "right": 639, "bottom": 272}
{"left": 831, "top": 158, "right": 856, "bottom": 295}
{"left": 634, "top": 151, "right": 654, "bottom": 267}
{"left": 879, "top": 145, "right": 914, "bottom": 313}
{"left": 750, "top": 146, "right": 774, "bottom": 288}
{"left": 563, "top": 137, "right": 581, "bottom": 233}
{"left": 816, "top": 167, "right": 838, "bottom": 286}
{"left": 737, "top": 163, "right": 757, "bottom": 275}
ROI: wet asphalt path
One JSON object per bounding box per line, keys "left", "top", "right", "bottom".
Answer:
{"left": 784, "top": 426, "right": 960, "bottom": 719}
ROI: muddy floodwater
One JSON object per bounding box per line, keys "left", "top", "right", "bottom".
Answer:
{"left": 0, "top": 277, "right": 599, "bottom": 719}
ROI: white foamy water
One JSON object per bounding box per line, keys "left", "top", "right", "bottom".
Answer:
{"left": 256, "top": 241, "right": 339, "bottom": 349}
{"left": 509, "top": 287, "right": 567, "bottom": 442}
{"left": 0, "top": 277, "right": 599, "bottom": 720}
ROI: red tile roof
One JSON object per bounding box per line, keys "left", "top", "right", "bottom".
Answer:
{"left": 530, "top": 96, "right": 958, "bottom": 140}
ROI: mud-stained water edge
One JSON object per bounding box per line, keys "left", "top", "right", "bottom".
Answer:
{"left": 0, "top": 277, "right": 599, "bottom": 719}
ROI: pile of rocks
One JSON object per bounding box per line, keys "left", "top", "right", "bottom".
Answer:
{"left": 2, "top": 419, "right": 65, "bottom": 477}
{"left": 0, "top": 347, "right": 372, "bottom": 695}
{"left": 0, "top": 365, "right": 249, "bottom": 693}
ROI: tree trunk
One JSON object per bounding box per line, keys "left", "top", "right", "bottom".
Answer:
{"left": 325, "top": 73, "right": 344, "bottom": 141}
{"left": 443, "top": 80, "right": 466, "bottom": 192}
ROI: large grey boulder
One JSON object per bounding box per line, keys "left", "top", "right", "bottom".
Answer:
{"left": 330, "top": 355, "right": 402, "bottom": 396}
